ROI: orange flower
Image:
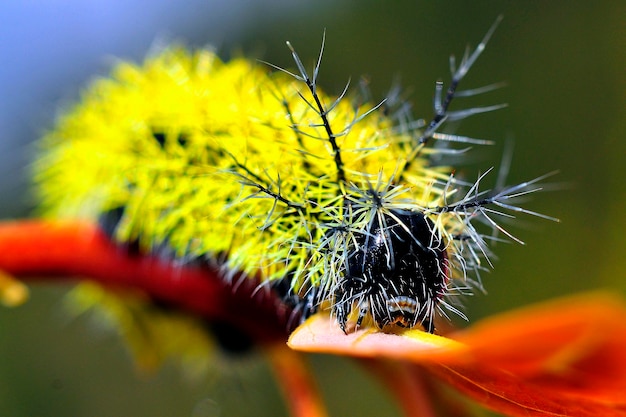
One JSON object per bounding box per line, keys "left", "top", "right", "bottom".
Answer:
{"left": 2, "top": 219, "right": 626, "bottom": 417}
{"left": 290, "top": 296, "right": 626, "bottom": 416}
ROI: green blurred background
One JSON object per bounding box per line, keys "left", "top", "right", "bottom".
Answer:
{"left": 0, "top": 1, "right": 624, "bottom": 416}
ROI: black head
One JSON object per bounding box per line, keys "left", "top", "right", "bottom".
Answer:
{"left": 334, "top": 210, "right": 448, "bottom": 333}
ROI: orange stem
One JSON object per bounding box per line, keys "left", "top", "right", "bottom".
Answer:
{"left": 265, "top": 344, "right": 329, "bottom": 417}
{"left": 365, "top": 359, "right": 437, "bottom": 417}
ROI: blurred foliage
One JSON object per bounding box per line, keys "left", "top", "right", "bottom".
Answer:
{"left": 1, "top": 1, "right": 624, "bottom": 416}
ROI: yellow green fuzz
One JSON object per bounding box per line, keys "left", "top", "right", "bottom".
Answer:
{"left": 66, "top": 283, "right": 215, "bottom": 375}
{"left": 35, "top": 47, "right": 449, "bottom": 294}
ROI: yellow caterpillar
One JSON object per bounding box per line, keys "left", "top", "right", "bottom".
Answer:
{"left": 34, "top": 17, "right": 552, "bottom": 334}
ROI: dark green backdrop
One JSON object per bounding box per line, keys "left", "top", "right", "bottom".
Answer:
{"left": 1, "top": 1, "right": 624, "bottom": 416}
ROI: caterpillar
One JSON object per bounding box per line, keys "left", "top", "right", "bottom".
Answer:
{"left": 34, "top": 16, "right": 553, "bottom": 335}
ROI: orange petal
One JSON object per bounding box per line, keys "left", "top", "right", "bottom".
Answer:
{"left": 449, "top": 292, "right": 626, "bottom": 404}
{"left": 289, "top": 293, "right": 626, "bottom": 415}
{"left": 288, "top": 313, "right": 466, "bottom": 361}
{"left": 429, "top": 363, "right": 626, "bottom": 417}
{"left": 0, "top": 220, "right": 291, "bottom": 342}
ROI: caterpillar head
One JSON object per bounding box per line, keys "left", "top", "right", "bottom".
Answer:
{"left": 334, "top": 210, "right": 448, "bottom": 333}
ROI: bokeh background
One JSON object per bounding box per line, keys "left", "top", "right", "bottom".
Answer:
{"left": 0, "top": 1, "right": 624, "bottom": 416}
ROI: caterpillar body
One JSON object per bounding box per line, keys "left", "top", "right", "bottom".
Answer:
{"left": 35, "top": 17, "right": 552, "bottom": 335}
